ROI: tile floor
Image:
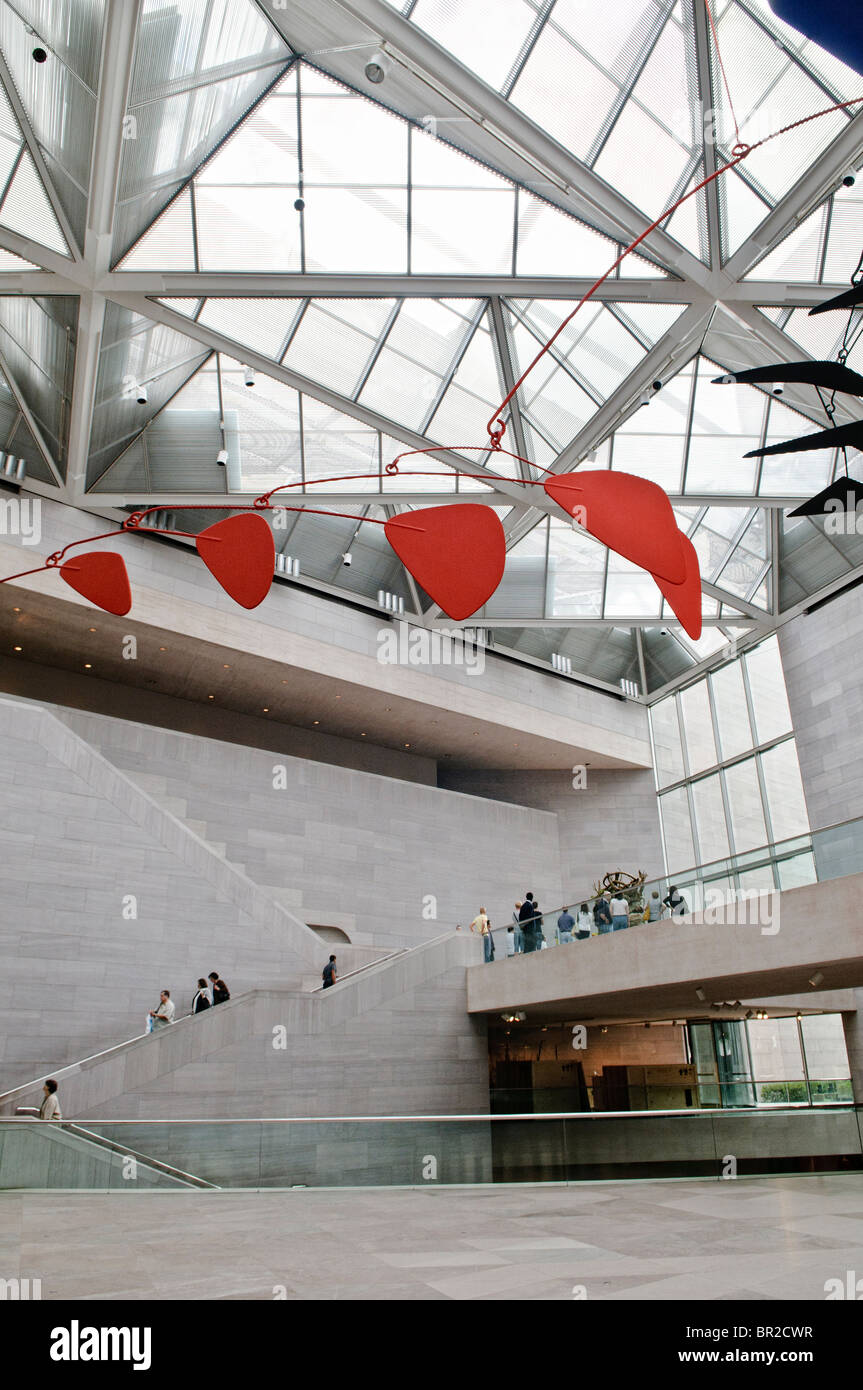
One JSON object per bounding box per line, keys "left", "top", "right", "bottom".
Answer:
{"left": 3, "top": 1175, "right": 863, "bottom": 1300}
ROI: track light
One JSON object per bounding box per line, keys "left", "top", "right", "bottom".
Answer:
{"left": 808, "top": 971, "right": 824, "bottom": 988}
{"left": 342, "top": 552, "right": 353, "bottom": 567}
{"left": 768, "top": 382, "right": 784, "bottom": 396}
{"left": 695, "top": 987, "right": 706, "bottom": 1002}
{"left": 243, "top": 366, "right": 255, "bottom": 387}
{"left": 216, "top": 448, "right": 228, "bottom": 466}
{"left": 842, "top": 170, "right": 856, "bottom": 188}
{"left": 136, "top": 384, "right": 148, "bottom": 405}
{"left": 364, "top": 49, "right": 391, "bottom": 83}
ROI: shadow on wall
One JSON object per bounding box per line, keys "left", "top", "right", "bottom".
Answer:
{"left": 309, "top": 925, "right": 352, "bottom": 944}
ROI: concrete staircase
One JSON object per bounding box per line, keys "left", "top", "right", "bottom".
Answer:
{"left": 0, "top": 930, "right": 486, "bottom": 1124}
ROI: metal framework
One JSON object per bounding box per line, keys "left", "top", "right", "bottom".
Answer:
{"left": 1, "top": 0, "right": 863, "bottom": 697}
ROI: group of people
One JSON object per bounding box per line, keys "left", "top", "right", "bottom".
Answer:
{"left": 471, "top": 885, "right": 689, "bottom": 961}
{"left": 148, "top": 972, "right": 231, "bottom": 1030}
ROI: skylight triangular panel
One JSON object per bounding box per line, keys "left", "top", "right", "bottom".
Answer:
{"left": 515, "top": 190, "right": 668, "bottom": 277}
{"left": 0, "top": 152, "right": 68, "bottom": 256}
{"left": 195, "top": 299, "right": 302, "bottom": 359}
{"left": 708, "top": 1, "right": 854, "bottom": 213}
{"left": 744, "top": 201, "right": 828, "bottom": 282}
{"left": 121, "top": 189, "right": 196, "bottom": 270}
{"left": 592, "top": 4, "right": 702, "bottom": 223}
{"left": 0, "top": 245, "right": 40, "bottom": 271}
{"left": 658, "top": 165, "right": 710, "bottom": 265}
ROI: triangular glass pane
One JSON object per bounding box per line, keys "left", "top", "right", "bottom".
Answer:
{"left": 515, "top": 189, "right": 666, "bottom": 277}
{"left": 359, "top": 300, "right": 477, "bottom": 432}
{"left": 284, "top": 299, "right": 395, "bottom": 398}
{"left": 708, "top": 0, "right": 855, "bottom": 233}
{"left": 592, "top": 3, "right": 701, "bottom": 222}
{"left": 194, "top": 298, "right": 303, "bottom": 359}
{"left": 0, "top": 361, "right": 55, "bottom": 485}
{"left": 427, "top": 311, "right": 505, "bottom": 448}
{"left": 122, "top": 188, "right": 196, "bottom": 270}
{"left": 659, "top": 163, "right": 710, "bottom": 264}
{"left": 0, "top": 151, "right": 68, "bottom": 255}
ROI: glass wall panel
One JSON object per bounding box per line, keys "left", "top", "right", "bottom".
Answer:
{"left": 724, "top": 758, "right": 768, "bottom": 853}
{"left": 745, "top": 638, "right": 793, "bottom": 744}
{"left": 650, "top": 696, "right": 685, "bottom": 789}
{"left": 710, "top": 660, "right": 753, "bottom": 760}
{"left": 747, "top": 1018, "right": 806, "bottom": 1106}
{"left": 777, "top": 852, "right": 817, "bottom": 890}
{"left": 760, "top": 742, "right": 810, "bottom": 841}
{"left": 800, "top": 1015, "right": 851, "bottom": 1081}
{"left": 691, "top": 774, "right": 730, "bottom": 862}
{"left": 679, "top": 681, "right": 717, "bottom": 774}
{"left": 659, "top": 787, "right": 695, "bottom": 874}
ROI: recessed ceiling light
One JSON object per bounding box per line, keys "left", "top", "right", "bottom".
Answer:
{"left": 88, "top": 627, "right": 96, "bottom": 633}
{"left": 282, "top": 680, "right": 289, "bottom": 684}
{"left": 360, "top": 732, "right": 366, "bottom": 736}
{"left": 404, "top": 742, "right": 411, "bottom": 747}
{"left": 313, "top": 720, "right": 319, "bottom": 725}
{"left": 208, "top": 695, "right": 214, "bottom": 700}
{"left": 159, "top": 646, "right": 166, "bottom": 651}
{"left": 84, "top": 663, "right": 92, "bottom": 670}
{"left": 223, "top": 664, "right": 231, "bottom": 669}
{"left": 12, "top": 607, "right": 20, "bottom": 613}
{"left": 335, "top": 695, "right": 341, "bottom": 700}
{"left": 13, "top": 645, "right": 22, "bottom": 652}
{"left": 263, "top": 707, "right": 269, "bottom": 713}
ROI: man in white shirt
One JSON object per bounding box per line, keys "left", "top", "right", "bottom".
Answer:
{"left": 150, "top": 989, "right": 175, "bottom": 1028}
{"left": 609, "top": 895, "right": 630, "bottom": 931}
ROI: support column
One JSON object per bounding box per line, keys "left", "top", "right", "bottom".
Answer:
{"left": 841, "top": 991, "right": 863, "bottom": 1103}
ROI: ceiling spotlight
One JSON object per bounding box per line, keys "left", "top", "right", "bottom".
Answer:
{"left": 216, "top": 448, "right": 228, "bottom": 466}
{"left": 842, "top": 170, "right": 856, "bottom": 187}
{"left": 808, "top": 971, "right": 824, "bottom": 988}
{"left": 243, "top": 366, "right": 255, "bottom": 387}
{"left": 31, "top": 45, "right": 47, "bottom": 63}
{"left": 652, "top": 380, "right": 663, "bottom": 392}
{"left": 745, "top": 1010, "right": 754, "bottom": 1020}
{"left": 294, "top": 197, "right": 305, "bottom": 211}
{"left": 342, "top": 552, "right": 353, "bottom": 567}
{"left": 768, "top": 382, "right": 784, "bottom": 396}
{"left": 364, "top": 48, "right": 391, "bottom": 83}
{"left": 695, "top": 987, "right": 706, "bottom": 1002}
{"left": 638, "top": 391, "right": 652, "bottom": 407}
{"left": 136, "top": 383, "right": 148, "bottom": 405}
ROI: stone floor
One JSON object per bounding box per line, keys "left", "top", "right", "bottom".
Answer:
{"left": 3, "top": 1175, "right": 863, "bottom": 1300}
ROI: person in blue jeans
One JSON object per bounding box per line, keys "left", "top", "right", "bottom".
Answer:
{"left": 512, "top": 901, "right": 524, "bottom": 953}
{"left": 594, "top": 894, "right": 613, "bottom": 935}
{"left": 470, "top": 908, "right": 493, "bottom": 961}
{"left": 609, "top": 893, "right": 630, "bottom": 931}
{"left": 557, "top": 906, "right": 575, "bottom": 943}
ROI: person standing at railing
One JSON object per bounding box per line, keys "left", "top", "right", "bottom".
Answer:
{"left": 470, "top": 908, "right": 493, "bottom": 963}
{"left": 609, "top": 893, "right": 630, "bottom": 932}
{"left": 519, "top": 894, "right": 538, "bottom": 952}
{"left": 647, "top": 890, "right": 663, "bottom": 922}
{"left": 39, "top": 1078, "right": 61, "bottom": 1120}
{"left": 557, "top": 905, "right": 575, "bottom": 944}
{"left": 576, "top": 903, "right": 593, "bottom": 940}
{"left": 663, "top": 886, "right": 688, "bottom": 919}
{"left": 512, "top": 901, "right": 524, "bottom": 953}
{"left": 594, "top": 893, "right": 613, "bottom": 935}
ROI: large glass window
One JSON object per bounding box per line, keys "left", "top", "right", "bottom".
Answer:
{"left": 761, "top": 741, "right": 810, "bottom": 842}
{"left": 679, "top": 681, "right": 717, "bottom": 774}
{"left": 724, "top": 759, "right": 767, "bottom": 853}
{"left": 710, "top": 661, "right": 752, "bottom": 761}
{"left": 649, "top": 636, "right": 810, "bottom": 879}
{"left": 692, "top": 774, "right": 730, "bottom": 863}
{"left": 650, "top": 696, "right": 685, "bottom": 789}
